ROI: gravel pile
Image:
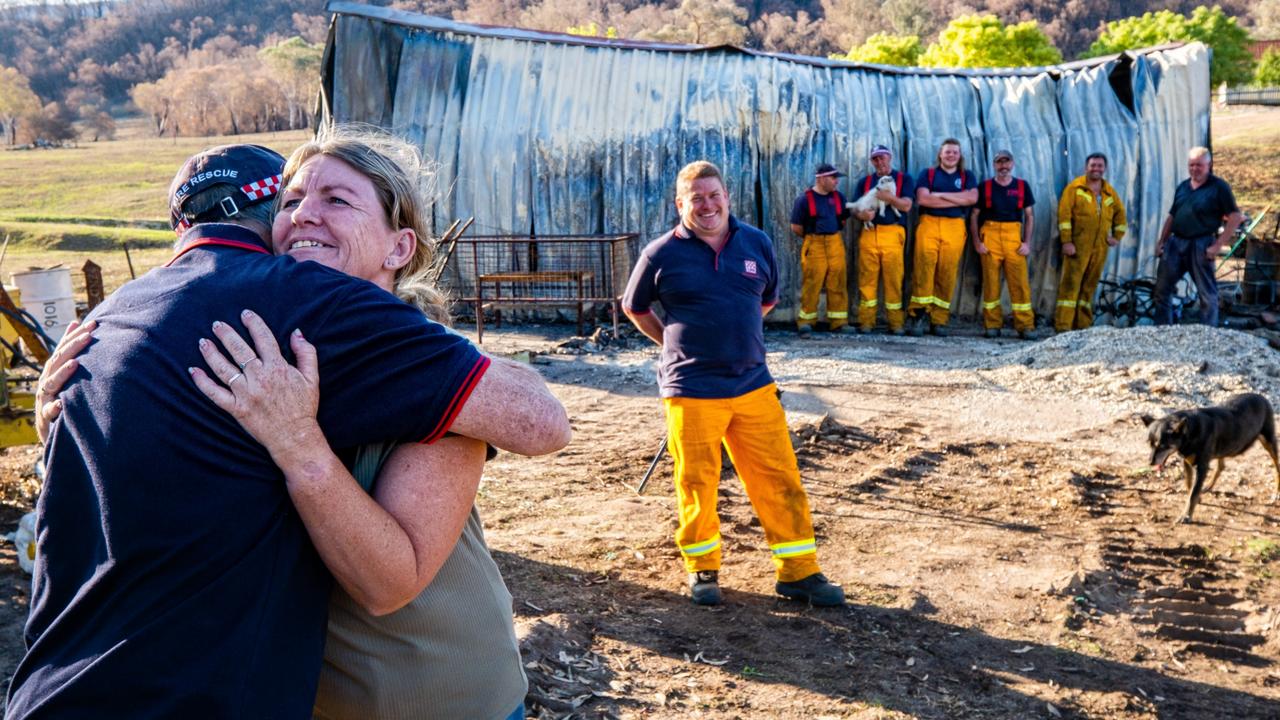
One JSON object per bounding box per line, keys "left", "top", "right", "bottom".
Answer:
{"left": 968, "top": 325, "right": 1280, "bottom": 410}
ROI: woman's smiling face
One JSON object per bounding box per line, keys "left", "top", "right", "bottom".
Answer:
{"left": 272, "top": 154, "right": 411, "bottom": 288}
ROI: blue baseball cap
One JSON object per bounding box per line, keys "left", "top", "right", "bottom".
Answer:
{"left": 869, "top": 145, "right": 892, "bottom": 159}
{"left": 168, "top": 144, "right": 286, "bottom": 232}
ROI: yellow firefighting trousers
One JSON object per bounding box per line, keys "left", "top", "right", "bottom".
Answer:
{"left": 798, "top": 232, "right": 849, "bottom": 330}
{"left": 979, "top": 221, "right": 1033, "bottom": 331}
{"left": 857, "top": 224, "right": 906, "bottom": 331}
{"left": 909, "top": 215, "right": 967, "bottom": 326}
{"left": 1054, "top": 236, "right": 1109, "bottom": 332}
{"left": 663, "top": 383, "right": 821, "bottom": 582}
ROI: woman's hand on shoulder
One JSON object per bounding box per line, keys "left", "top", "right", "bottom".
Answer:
{"left": 190, "top": 309, "right": 326, "bottom": 462}
{"left": 34, "top": 319, "right": 96, "bottom": 443}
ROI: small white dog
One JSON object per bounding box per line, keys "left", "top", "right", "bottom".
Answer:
{"left": 846, "top": 175, "right": 900, "bottom": 229}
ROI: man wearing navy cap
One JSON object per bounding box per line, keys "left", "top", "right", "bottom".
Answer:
{"left": 851, "top": 145, "right": 914, "bottom": 334}
{"left": 790, "top": 163, "right": 852, "bottom": 337}
{"left": 7, "top": 144, "right": 570, "bottom": 718}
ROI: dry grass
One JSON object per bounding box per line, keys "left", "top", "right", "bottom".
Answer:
{"left": 1211, "top": 106, "right": 1280, "bottom": 226}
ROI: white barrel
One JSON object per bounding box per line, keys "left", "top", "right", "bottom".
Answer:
{"left": 12, "top": 267, "right": 76, "bottom": 343}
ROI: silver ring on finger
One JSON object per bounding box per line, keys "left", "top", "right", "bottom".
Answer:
{"left": 236, "top": 358, "right": 253, "bottom": 370}
{"left": 228, "top": 373, "right": 245, "bottom": 385}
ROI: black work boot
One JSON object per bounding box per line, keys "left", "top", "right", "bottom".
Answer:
{"left": 907, "top": 314, "right": 925, "bottom": 337}
{"left": 688, "top": 570, "right": 722, "bottom": 606}
{"left": 776, "top": 573, "right": 845, "bottom": 607}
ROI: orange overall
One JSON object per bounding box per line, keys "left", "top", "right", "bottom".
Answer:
{"left": 857, "top": 224, "right": 906, "bottom": 331}
{"left": 979, "top": 221, "right": 1033, "bottom": 331}
{"left": 909, "top": 215, "right": 966, "bottom": 326}
{"left": 798, "top": 233, "right": 849, "bottom": 330}
{"left": 1055, "top": 176, "right": 1127, "bottom": 332}
{"left": 664, "top": 384, "right": 821, "bottom": 582}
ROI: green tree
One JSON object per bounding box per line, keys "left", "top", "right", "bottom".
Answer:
{"left": 0, "top": 66, "right": 41, "bottom": 145}
{"left": 1256, "top": 48, "right": 1280, "bottom": 87}
{"left": 259, "top": 36, "right": 323, "bottom": 129}
{"left": 838, "top": 33, "right": 923, "bottom": 66}
{"left": 919, "top": 14, "right": 1062, "bottom": 68}
{"left": 1087, "top": 6, "right": 1254, "bottom": 88}
{"left": 566, "top": 22, "right": 618, "bottom": 39}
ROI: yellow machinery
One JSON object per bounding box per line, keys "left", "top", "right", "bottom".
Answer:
{"left": 0, "top": 285, "right": 42, "bottom": 448}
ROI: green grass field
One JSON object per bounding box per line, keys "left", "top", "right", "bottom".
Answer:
{"left": 0, "top": 123, "right": 309, "bottom": 294}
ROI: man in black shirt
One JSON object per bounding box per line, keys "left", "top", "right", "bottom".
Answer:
{"left": 969, "top": 149, "right": 1036, "bottom": 339}
{"left": 1153, "top": 146, "right": 1244, "bottom": 326}
{"left": 790, "top": 163, "right": 852, "bottom": 337}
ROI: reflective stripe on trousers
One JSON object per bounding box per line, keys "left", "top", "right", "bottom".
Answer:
{"left": 909, "top": 215, "right": 966, "bottom": 326}
{"left": 1054, "top": 235, "right": 1109, "bottom": 332}
{"left": 663, "top": 384, "right": 822, "bottom": 582}
{"left": 798, "top": 233, "right": 849, "bottom": 329}
{"left": 857, "top": 223, "right": 906, "bottom": 330}
{"left": 979, "top": 221, "right": 1033, "bottom": 331}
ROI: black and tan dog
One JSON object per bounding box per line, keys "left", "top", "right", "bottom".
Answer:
{"left": 1141, "top": 393, "right": 1280, "bottom": 523}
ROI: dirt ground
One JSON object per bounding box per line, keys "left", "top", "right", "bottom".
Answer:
{"left": 476, "top": 323, "right": 1278, "bottom": 719}
{"left": 0, "top": 107, "right": 1277, "bottom": 717}
{"left": 0, "top": 323, "right": 1279, "bottom": 718}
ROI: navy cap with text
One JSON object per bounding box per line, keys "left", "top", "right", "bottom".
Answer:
{"left": 168, "top": 144, "right": 286, "bottom": 232}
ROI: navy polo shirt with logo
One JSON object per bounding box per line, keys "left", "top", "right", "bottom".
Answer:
{"left": 976, "top": 176, "right": 1035, "bottom": 224}
{"left": 624, "top": 216, "right": 777, "bottom": 399}
{"left": 853, "top": 171, "right": 915, "bottom": 227}
{"left": 916, "top": 167, "right": 977, "bottom": 218}
{"left": 1169, "top": 174, "right": 1238, "bottom": 238}
{"left": 7, "top": 224, "right": 489, "bottom": 720}
{"left": 789, "top": 189, "right": 848, "bottom": 234}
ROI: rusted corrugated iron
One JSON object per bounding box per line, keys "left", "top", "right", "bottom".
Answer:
{"left": 321, "top": 2, "right": 1210, "bottom": 320}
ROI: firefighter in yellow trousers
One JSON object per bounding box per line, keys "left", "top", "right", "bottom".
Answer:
{"left": 624, "top": 161, "right": 844, "bottom": 608}
{"left": 908, "top": 138, "right": 977, "bottom": 336}
{"left": 850, "top": 145, "right": 914, "bottom": 334}
{"left": 1055, "top": 152, "right": 1127, "bottom": 333}
{"left": 970, "top": 149, "right": 1036, "bottom": 339}
{"left": 791, "top": 163, "right": 852, "bottom": 337}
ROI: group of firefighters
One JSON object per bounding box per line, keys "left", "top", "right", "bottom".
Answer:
{"left": 792, "top": 138, "right": 1132, "bottom": 339}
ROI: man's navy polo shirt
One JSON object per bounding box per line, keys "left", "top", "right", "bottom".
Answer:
{"left": 624, "top": 216, "right": 777, "bottom": 400}
{"left": 7, "top": 224, "right": 488, "bottom": 720}
{"left": 976, "top": 177, "right": 1035, "bottom": 224}
{"left": 916, "top": 167, "right": 977, "bottom": 218}
{"left": 853, "top": 171, "right": 915, "bottom": 227}
{"left": 789, "top": 189, "right": 847, "bottom": 234}
{"left": 1169, "top": 174, "right": 1238, "bottom": 238}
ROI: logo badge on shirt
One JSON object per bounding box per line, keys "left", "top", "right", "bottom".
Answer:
{"left": 744, "top": 259, "right": 758, "bottom": 276}
{"left": 954, "top": 178, "right": 963, "bottom": 190}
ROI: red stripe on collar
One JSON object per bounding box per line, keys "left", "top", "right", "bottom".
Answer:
{"left": 166, "top": 238, "right": 271, "bottom": 267}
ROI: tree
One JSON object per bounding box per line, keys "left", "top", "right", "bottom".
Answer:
{"left": 820, "top": 0, "right": 891, "bottom": 53}
{"left": 1253, "top": 0, "right": 1280, "bottom": 38}
{"left": 566, "top": 22, "right": 618, "bottom": 38}
{"left": 838, "top": 32, "right": 923, "bottom": 65}
{"left": 1087, "top": 6, "right": 1254, "bottom": 88}
{"left": 1256, "top": 48, "right": 1280, "bottom": 87}
{"left": 0, "top": 65, "right": 41, "bottom": 145}
{"left": 749, "top": 11, "right": 830, "bottom": 57}
{"left": 259, "top": 36, "right": 323, "bottom": 129}
{"left": 920, "top": 14, "right": 1062, "bottom": 68}
{"left": 22, "top": 102, "right": 77, "bottom": 146}
{"left": 639, "top": 0, "right": 749, "bottom": 46}
{"left": 130, "top": 78, "right": 175, "bottom": 136}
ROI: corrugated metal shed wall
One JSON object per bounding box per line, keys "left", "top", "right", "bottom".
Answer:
{"left": 323, "top": 3, "right": 1210, "bottom": 321}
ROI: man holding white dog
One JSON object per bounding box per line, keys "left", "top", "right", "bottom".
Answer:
{"left": 790, "top": 163, "right": 852, "bottom": 337}
{"left": 850, "top": 145, "right": 914, "bottom": 334}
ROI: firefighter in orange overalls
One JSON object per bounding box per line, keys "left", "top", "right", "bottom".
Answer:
{"left": 908, "top": 138, "right": 978, "bottom": 336}
{"left": 790, "top": 163, "right": 852, "bottom": 337}
{"left": 850, "top": 145, "right": 915, "bottom": 334}
{"left": 969, "top": 149, "right": 1037, "bottom": 339}
{"left": 1054, "top": 152, "right": 1127, "bottom": 333}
